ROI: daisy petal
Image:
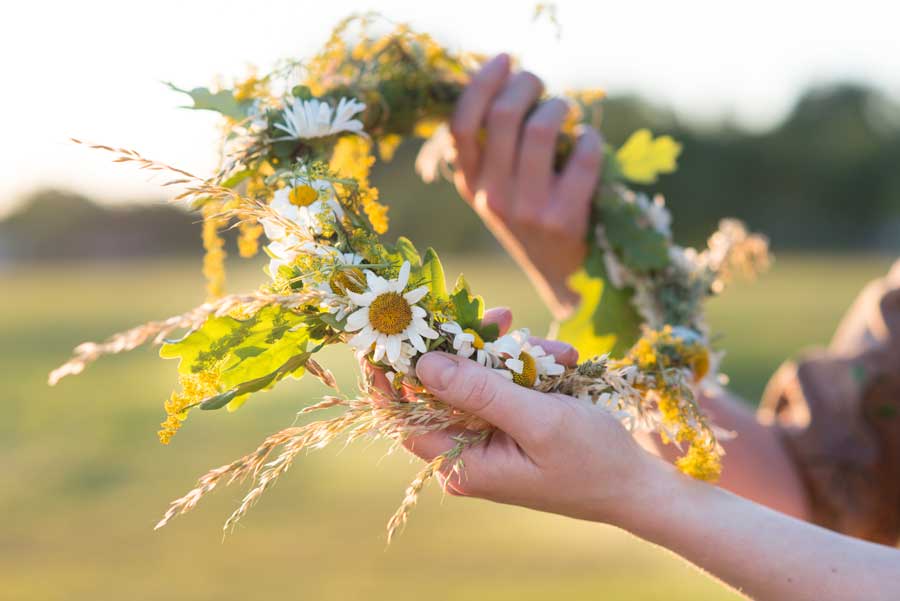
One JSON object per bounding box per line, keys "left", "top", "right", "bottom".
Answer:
{"left": 347, "top": 290, "right": 375, "bottom": 306}
{"left": 406, "top": 329, "right": 427, "bottom": 353}
{"left": 386, "top": 335, "right": 402, "bottom": 363}
{"left": 403, "top": 286, "right": 428, "bottom": 304}
{"left": 348, "top": 327, "right": 377, "bottom": 351}
{"left": 505, "top": 358, "right": 524, "bottom": 374}
{"left": 397, "top": 261, "right": 410, "bottom": 290}
{"left": 345, "top": 307, "right": 370, "bottom": 331}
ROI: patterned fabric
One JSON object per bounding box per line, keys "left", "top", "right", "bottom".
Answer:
{"left": 759, "top": 260, "right": 900, "bottom": 545}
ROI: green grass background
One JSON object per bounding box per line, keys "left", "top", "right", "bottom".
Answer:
{"left": 1, "top": 254, "right": 893, "bottom": 600}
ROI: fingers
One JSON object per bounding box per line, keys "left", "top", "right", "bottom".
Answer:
{"left": 551, "top": 126, "right": 603, "bottom": 237}
{"left": 403, "top": 428, "right": 458, "bottom": 462}
{"left": 451, "top": 54, "right": 511, "bottom": 187}
{"left": 527, "top": 337, "right": 579, "bottom": 366}
{"left": 478, "top": 71, "right": 544, "bottom": 216}
{"left": 482, "top": 306, "right": 512, "bottom": 336}
{"left": 415, "top": 352, "right": 561, "bottom": 451}
{"left": 513, "top": 98, "right": 571, "bottom": 224}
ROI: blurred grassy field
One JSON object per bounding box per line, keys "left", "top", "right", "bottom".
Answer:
{"left": 1, "top": 253, "right": 893, "bottom": 600}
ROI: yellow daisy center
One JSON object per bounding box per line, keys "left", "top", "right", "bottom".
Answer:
{"left": 687, "top": 347, "right": 710, "bottom": 382}
{"left": 289, "top": 184, "right": 319, "bottom": 207}
{"left": 329, "top": 267, "right": 366, "bottom": 295}
{"left": 368, "top": 292, "right": 413, "bottom": 335}
{"left": 512, "top": 351, "right": 537, "bottom": 388}
{"left": 463, "top": 328, "right": 484, "bottom": 349}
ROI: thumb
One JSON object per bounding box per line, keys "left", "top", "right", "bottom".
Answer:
{"left": 415, "top": 352, "right": 557, "bottom": 450}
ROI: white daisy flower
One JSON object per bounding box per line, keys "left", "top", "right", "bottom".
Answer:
{"left": 488, "top": 329, "right": 565, "bottom": 387}
{"left": 261, "top": 181, "right": 342, "bottom": 242}
{"left": 265, "top": 239, "right": 331, "bottom": 280}
{"left": 415, "top": 124, "right": 455, "bottom": 183}
{"left": 440, "top": 321, "right": 495, "bottom": 366}
{"left": 318, "top": 252, "right": 366, "bottom": 320}
{"left": 274, "top": 96, "right": 366, "bottom": 140}
{"left": 344, "top": 262, "right": 439, "bottom": 364}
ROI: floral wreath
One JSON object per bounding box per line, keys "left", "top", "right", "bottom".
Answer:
{"left": 50, "top": 15, "right": 769, "bottom": 541}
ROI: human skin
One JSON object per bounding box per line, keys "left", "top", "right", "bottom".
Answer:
{"left": 449, "top": 53, "right": 810, "bottom": 519}
{"left": 405, "top": 350, "right": 900, "bottom": 601}
{"left": 425, "top": 54, "right": 900, "bottom": 598}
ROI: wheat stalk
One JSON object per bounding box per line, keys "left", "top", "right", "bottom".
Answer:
{"left": 48, "top": 291, "right": 322, "bottom": 385}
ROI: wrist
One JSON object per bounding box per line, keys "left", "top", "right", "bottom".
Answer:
{"left": 598, "top": 453, "right": 682, "bottom": 530}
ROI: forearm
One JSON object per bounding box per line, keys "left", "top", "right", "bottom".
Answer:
{"left": 638, "top": 386, "right": 810, "bottom": 520}
{"left": 615, "top": 460, "right": 899, "bottom": 601}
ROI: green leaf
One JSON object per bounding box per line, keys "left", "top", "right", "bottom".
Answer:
{"left": 557, "top": 246, "right": 642, "bottom": 358}
{"left": 160, "top": 306, "right": 310, "bottom": 411}
{"left": 421, "top": 247, "right": 448, "bottom": 300}
{"left": 165, "top": 82, "right": 251, "bottom": 121}
{"left": 160, "top": 305, "right": 305, "bottom": 374}
{"left": 598, "top": 192, "right": 670, "bottom": 272}
{"left": 200, "top": 352, "right": 311, "bottom": 411}
{"left": 450, "top": 286, "right": 484, "bottom": 330}
{"left": 219, "top": 328, "right": 309, "bottom": 391}
{"left": 452, "top": 274, "right": 471, "bottom": 295}
{"left": 290, "top": 85, "right": 313, "bottom": 100}
{"left": 393, "top": 236, "right": 422, "bottom": 269}
{"left": 476, "top": 322, "right": 500, "bottom": 342}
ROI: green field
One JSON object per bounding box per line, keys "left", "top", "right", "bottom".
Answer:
{"left": 1, "top": 254, "right": 893, "bottom": 600}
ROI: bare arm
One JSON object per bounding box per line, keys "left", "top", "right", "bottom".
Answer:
{"left": 624, "top": 461, "right": 898, "bottom": 601}
{"left": 407, "top": 352, "right": 900, "bottom": 601}
{"left": 638, "top": 386, "right": 811, "bottom": 520}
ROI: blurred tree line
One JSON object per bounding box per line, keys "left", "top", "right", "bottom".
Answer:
{"left": 2, "top": 81, "right": 898, "bottom": 263}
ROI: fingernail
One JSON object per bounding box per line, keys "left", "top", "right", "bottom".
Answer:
{"left": 416, "top": 352, "right": 457, "bottom": 391}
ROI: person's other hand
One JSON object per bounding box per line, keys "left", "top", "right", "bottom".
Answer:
{"left": 451, "top": 54, "right": 604, "bottom": 320}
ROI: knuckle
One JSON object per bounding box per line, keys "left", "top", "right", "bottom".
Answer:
{"left": 512, "top": 206, "right": 544, "bottom": 229}
{"left": 487, "top": 101, "right": 519, "bottom": 127}
{"left": 539, "top": 212, "right": 568, "bottom": 235}
{"left": 524, "top": 119, "right": 557, "bottom": 145}
{"left": 449, "top": 119, "right": 474, "bottom": 144}
{"left": 460, "top": 372, "right": 499, "bottom": 415}
{"left": 574, "top": 145, "right": 602, "bottom": 171}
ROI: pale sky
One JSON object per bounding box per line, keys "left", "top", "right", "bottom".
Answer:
{"left": 3, "top": 0, "right": 900, "bottom": 215}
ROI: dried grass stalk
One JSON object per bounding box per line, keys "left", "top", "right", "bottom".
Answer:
{"left": 48, "top": 291, "right": 322, "bottom": 385}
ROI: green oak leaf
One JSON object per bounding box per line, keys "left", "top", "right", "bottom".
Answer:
{"left": 165, "top": 83, "right": 252, "bottom": 121}
{"left": 160, "top": 306, "right": 310, "bottom": 411}
{"left": 199, "top": 352, "right": 311, "bottom": 411}
{"left": 597, "top": 192, "right": 670, "bottom": 272}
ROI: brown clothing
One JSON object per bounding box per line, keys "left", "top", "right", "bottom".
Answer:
{"left": 759, "top": 260, "right": 900, "bottom": 545}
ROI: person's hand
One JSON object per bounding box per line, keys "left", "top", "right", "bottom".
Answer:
{"left": 403, "top": 349, "right": 662, "bottom": 525}
{"left": 451, "top": 54, "right": 604, "bottom": 320}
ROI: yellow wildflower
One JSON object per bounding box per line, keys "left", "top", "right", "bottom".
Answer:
{"left": 201, "top": 202, "right": 226, "bottom": 300}
{"left": 237, "top": 219, "right": 263, "bottom": 258}
{"left": 158, "top": 370, "right": 220, "bottom": 444}
{"left": 329, "top": 136, "right": 390, "bottom": 233}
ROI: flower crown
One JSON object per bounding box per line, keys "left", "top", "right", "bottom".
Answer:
{"left": 50, "top": 15, "right": 769, "bottom": 541}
